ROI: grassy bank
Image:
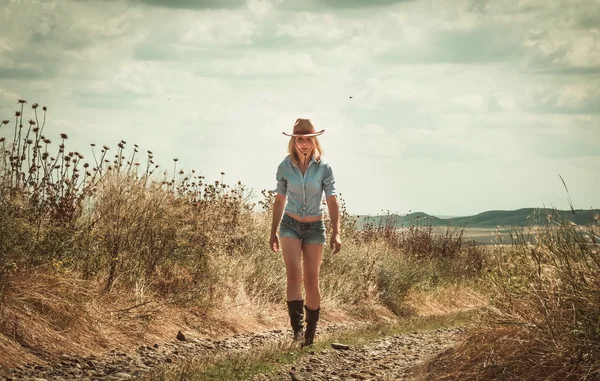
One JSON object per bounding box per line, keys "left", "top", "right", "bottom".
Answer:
{"left": 422, "top": 210, "right": 600, "bottom": 381}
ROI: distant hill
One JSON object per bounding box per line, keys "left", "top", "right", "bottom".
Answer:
{"left": 355, "top": 208, "right": 600, "bottom": 229}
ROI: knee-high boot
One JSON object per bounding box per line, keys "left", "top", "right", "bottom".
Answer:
{"left": 287, "top": 300, "right": 304, "bottom": 340}
{"left": 303, "top": 305, "right": 320, "bottom": 347}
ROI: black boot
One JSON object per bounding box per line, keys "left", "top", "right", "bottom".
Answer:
{"left": 303, "top": 305, "right": 320, "bottom": 347}
{"left": 287, "top": 300, "right": 304, "bottom": 341}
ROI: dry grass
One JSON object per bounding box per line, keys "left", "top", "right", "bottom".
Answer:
{"left": 420, "top": 210, "right": 600, "bottom": 381}
{"left": 405, "top": 283, "right": 487, "bottom": 317}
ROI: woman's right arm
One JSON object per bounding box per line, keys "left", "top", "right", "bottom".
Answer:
{"left": 270, "top": 194, "right": 286, "bottom": 253}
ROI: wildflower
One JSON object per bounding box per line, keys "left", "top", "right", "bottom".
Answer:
{"left": 103, "top": 145, "right": 109, "bottom": 150}
{"left": 1, "top": 120, "right": 8, "bottom": 124}
{"left": 90, "top": 143, "right": 96, "bottom": 147}
{"left": 121, "top": 140, "right": 126, "bottom": 144}
{"left": 118, "top": 142, "right": 124, "bottom": 149}
{"left": 0, "top": 137, "right": 4, "bottom": 142}
{"left": 33, "top": 127, "right": 39, "bottom": 133}
{"left": 173, "top": 158, "right": 179, "bottom": 162}
{"left": 15, "top": 111, "right": 20, "bottom": 117}
{"left": 59, "top": 144, "right": 65, "bottom": 149}
{"left": 18, "top": 99, "right": 26, "bottom": 104}
{"left": 221, "top": 172, "right": 225, "bottom": 175}
{"left": 43, "top": 138, "right": 51, "bottom": 144}
{"left": 32, "top": 103, "right": 39, "bottom": 109}
{"left": 42, "top": 106, "right": 47, "bottom": 111}
{"left": 147, "top": 150, "right": 153, "bottom": 154}
{"left": 27, "top": 139, "right": 33, "bottom": 144}
{"left": 60, "top": 133, "right": 68, "bottom": 139}
{"left": 83, "top": 163, "right": 89, "bottom": 168}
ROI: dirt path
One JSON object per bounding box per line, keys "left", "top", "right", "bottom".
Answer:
{"left": 0, "top": 321, "right": 363, "bottom": 381}
{"left": 252, "top": 327, "right": 464, "bottom": 381}
{"left": 0, "top": 322, "right": 464, "bottom": 380}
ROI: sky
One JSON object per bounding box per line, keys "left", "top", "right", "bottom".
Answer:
{"left": 0, "top": 0, "right": 599, "bottom": 217}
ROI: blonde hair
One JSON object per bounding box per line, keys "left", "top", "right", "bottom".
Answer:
{"left": 287, "top": 119, "right": 324, "bottom": 166}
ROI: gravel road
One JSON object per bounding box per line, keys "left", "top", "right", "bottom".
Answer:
{"left": 0, "top": 323, "right": 465, "bottom": 380}
{"left": 252, "top": 327, "right": 464, "bottom": 381}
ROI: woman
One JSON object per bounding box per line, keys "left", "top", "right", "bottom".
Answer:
{"left": 269, "top": 118, "right": 342, "bottom": 347}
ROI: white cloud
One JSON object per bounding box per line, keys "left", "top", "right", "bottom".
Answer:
{"left": 489, "top": 91, "right": 515, "bottom": 111}
{"left": 451, "top": 94, "right": 485, "bottom": 111}
{"left": 73, "top": 63, "right": 163, "bottom": 100}
{"left": 181, "top": 13, "right": 256, "bottom": 46}
{"left": 0, "top": 87, "right": 21, "bottom": 107}
{"left": 362, "top": 123, "right": 386, "bottom": 135}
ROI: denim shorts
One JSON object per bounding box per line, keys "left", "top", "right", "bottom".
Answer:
{"left": 279, "top": 214, "right": 327, "bottom": 245}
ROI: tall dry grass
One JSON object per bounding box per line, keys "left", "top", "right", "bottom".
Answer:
{"left": 0, "top": 99, "right": 488, "bottom": 365}
{"left": 424, "top": 208, "right": 600, "bottom": 380}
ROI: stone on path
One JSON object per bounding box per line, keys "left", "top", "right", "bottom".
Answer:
{"left": 331, "top": 343, "right": 350, "bottom": 350}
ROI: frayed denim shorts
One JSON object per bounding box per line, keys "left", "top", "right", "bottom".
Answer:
{"left": 279, "top": 214, "right": 327, "bottom": 245}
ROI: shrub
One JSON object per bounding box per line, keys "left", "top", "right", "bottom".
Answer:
{"left": 426, "top": 208, "right": 600, "bottom": 380}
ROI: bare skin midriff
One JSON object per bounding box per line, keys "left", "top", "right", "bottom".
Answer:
{"left": 285, "top": 212, "right": 323, "bottom": 223}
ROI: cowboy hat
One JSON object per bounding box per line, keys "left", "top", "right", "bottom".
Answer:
{"left": 282, "top": 118, "right": 325, "bottom": 137}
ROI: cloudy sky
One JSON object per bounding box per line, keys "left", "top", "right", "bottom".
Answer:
{"left": 1, "top": 0, "right": 599, "bottom": 216}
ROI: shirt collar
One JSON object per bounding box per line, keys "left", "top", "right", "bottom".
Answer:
{"left": 288, "top": 155, "right": 318, "bottom": 168}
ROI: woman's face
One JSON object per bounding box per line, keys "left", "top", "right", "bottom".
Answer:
{"left": 295, "top": 136, "right": 313, "bottom": 155}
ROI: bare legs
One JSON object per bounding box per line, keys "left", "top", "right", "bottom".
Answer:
{"left": 302, "top": 243, "right": 323, "bottom": 310}
{"left": 281, "top": 238, "right": 323, "bottom": 309}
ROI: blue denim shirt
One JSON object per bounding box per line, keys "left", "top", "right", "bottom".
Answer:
{"left": 274, "top": 155, "right": 337, "bottom": 219}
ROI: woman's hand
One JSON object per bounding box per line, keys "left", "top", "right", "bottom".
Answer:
{"left": 330, "top": 232, "right": 342, "bottom": 254}
{"left": 270, "top": 233, "right": 280, "bottom": 253}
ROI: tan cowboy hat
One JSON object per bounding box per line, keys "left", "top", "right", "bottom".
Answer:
{"left": 282, "top": 118, "right": 325, "bottom": 137}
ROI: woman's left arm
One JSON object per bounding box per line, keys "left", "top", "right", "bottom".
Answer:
{"left": 326, "top": 195, "right": 342, "bottom": 254}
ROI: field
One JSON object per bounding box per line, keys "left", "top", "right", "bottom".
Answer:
{"left": 453, "top": 227, "right": 515, "bottom": 246}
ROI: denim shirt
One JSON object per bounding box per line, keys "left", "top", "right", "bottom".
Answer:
{"left": 274, "top": 155, "right": 337, "bottom": 219}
